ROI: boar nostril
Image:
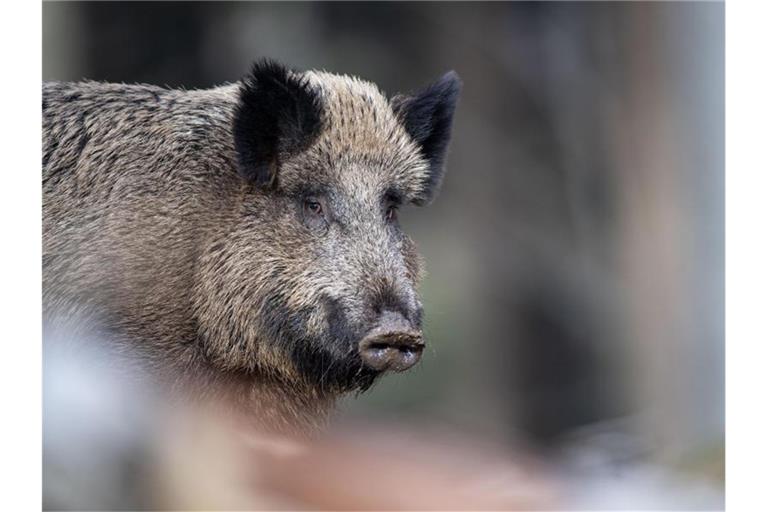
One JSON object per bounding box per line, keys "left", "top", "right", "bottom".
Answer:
{"left": 358, "top": 311, "right": 424, "bottom": 372}
{"left": 358, "top": 333, "right": 424, "bottom": 372}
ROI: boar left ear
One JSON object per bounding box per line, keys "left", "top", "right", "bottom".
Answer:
{"left": 233, "top": 59, "right": 323, "bottom": 187}
{"left": 392, "top": 71, "right": 462, "bottom": 205}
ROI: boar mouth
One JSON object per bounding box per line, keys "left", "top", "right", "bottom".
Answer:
{"left": 358, "top": 329, "right": 424, "bottom": 373}
{"left": 288, "top": 298, "right": 423, "bottom": 390}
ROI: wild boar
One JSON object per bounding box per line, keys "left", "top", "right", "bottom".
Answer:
{"left": 42, "top": 60, "right": 461, "bottom": 431}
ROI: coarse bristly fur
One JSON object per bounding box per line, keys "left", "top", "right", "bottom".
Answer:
{"left": 42, "top": 59, "right": 462, "bottom": 434}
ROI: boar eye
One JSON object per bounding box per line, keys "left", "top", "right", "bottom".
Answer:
{"left": 385, "top": 204, "right": 399, "bottom": 223}
{"left": 384, "top": 190, "right": 401, "bottom": 223}
{"left": 304, "top": 199, "right": 323, "bottom": 216}
{"left": 300, "top": 196, "right": 329, "bottom": 234}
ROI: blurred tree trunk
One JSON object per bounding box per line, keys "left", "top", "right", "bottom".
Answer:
{"left": 608, "top": 2, "right": 724, "bottom": 466}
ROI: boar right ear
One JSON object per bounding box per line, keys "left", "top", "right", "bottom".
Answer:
{"left": 391, "top": 71, "right": 462, "bottom": 205}
{"left": 233, "top": 60, "right": 323, "bottom": 187}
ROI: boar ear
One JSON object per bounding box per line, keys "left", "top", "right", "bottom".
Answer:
{"left": 391, "top": 71, "right": 462, "bottom": 205}
{"left": 233, "top": 59, "right": 323, "bottom": 187}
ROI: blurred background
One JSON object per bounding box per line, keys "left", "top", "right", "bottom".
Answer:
{"left": 43, "top": 1, "right": 724, "bottom": 509}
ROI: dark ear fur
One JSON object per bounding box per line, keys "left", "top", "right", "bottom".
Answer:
{"left": 392, "top": 71, "right": 462, "bottom": 205}
{"left": 233, "top": 59, "right": 323, "bottom": 187}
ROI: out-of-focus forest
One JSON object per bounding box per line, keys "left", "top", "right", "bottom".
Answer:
{"left": 43, "top": 1, "right": 724, "bottom": 509}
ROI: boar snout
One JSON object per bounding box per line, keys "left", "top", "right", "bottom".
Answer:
{"left": 358, "top": 310, "right": 424, "bottom": 372}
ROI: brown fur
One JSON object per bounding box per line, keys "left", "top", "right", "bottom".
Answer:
{"left": 42, "top": 63, "right": 460, "bottom": 432}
